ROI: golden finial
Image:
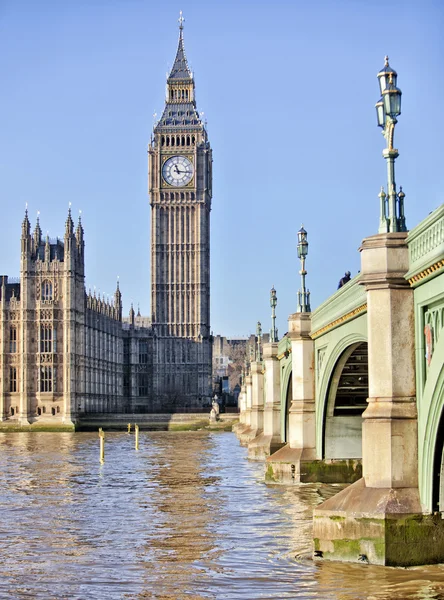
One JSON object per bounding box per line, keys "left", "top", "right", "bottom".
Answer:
{"left": 384, "top": 55, "right": 389, "bottom": 66}
{"left": 178, "top": 10, "right": 185, "bottom": 33}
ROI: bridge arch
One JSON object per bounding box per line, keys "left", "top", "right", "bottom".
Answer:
{"left": 316, "top": 333, "right": 367, "bottom": 459}
{"left": 280, "top": 359, "right": 292, "bottom": 443}
{"left": 420, "top": 331, "right": 444, "bottom": 512}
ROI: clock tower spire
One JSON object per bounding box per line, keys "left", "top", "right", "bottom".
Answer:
{"left": 148, "top": 13, "right": 212, "bottom": 408}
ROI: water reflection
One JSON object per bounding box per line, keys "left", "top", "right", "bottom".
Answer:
{"left": 1, "top": 432, "right": 444, "bottom": 599}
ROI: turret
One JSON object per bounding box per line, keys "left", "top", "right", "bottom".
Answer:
{"left": 33, "top": 213, "right": 42, "bottom": 252}
{"left": 75, "top": 213, "right": 85, "bottom": 275}
{"left": 76, "top": 214, "right": 84, "bottom": 251}
{"left": 129, "top": 303, "right": 135, "bottom": 327}
{"left": 21, "top": 208, "right": 31, "bottom": 259}
{"left": 114, "top": 279, "right": 122, "bottom": 322}
{"left": 64, "top": 207, "right": 76, "bottom": 267}
{"left": 44, "top": 234, "right": 51, "bottom": 263}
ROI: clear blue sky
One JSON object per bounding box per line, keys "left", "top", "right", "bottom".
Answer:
{"left": 0, "top": 0, "right": 443, "bottom": 338}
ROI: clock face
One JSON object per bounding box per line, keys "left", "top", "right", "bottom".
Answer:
{"left": 162, "top": 156, "right": 194, "bottom": 187}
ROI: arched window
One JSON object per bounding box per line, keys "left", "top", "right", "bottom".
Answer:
{"left": 161, "top": 136, "right": 165, "bottom": 146}
{"left": 181, "top": 136, "right": 185, "bottom": 146}
{"left": 40, "top": 324, "right": 55, "bottom": 353}
{"left": 187, "top": 136, "right": 190, "bottom": 146}
{"left": 171, "top": 137, "right": 175, "bottom": 146}
{"left": 176, "top": 136, "right": 180, "bottom": 146}
{"left": 191, "top": 136, "right": 195, "bottom": 145}
{"left": 40, "top": 366, "right": 53, "bottom": 392}
{"left": 166, "top": 137, "right": 170, "bottom": 147}
{"left": 9, "top": 327, "right": 17, "bottom": 353}
{"left": 9, "top": 367, "right": 17, "bottom": 392}
{"left": 41, "top": 280, "right": 53, "bottom": 301}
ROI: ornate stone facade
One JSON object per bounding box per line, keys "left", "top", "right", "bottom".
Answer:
{"left": 147, "top": 21, "right": 212, "bottom": 408}
{"left": 0, "top": 21, "right": 212, "bottom": 424}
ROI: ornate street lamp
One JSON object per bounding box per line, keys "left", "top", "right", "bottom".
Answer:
{"left": 375, "top": 56, "right": 406, "bottom": 233}
{"left": 297, "top": 226, "right": 311, "bottom": 312}
{"left": 270, "top": 287, "right": 278, "bottom": 343}
{"left": 256, "top": 321, "right": 262, "bottom": 362}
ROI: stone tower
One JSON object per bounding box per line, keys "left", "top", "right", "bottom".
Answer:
{"left": 148, "top": 14, "right": 212, "bottom": 408}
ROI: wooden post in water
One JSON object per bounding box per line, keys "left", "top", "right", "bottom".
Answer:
{"left": 99, "top": 428, "right": 105, "bottom": 463}
{"left": 127, "top": 423, "right": 131, "bottom": 434}
{"left": 135, "top": 424, "right": 139, "bottom": 450}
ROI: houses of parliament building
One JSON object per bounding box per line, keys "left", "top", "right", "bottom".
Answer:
{"left": 0, "top": 18, "right": 213, "bottom": 425}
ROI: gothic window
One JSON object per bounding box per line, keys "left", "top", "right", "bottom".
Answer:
{"left": 41, "top": 280, "right": 53, "bottom": 301}
{"left": 181, "top": 136, "right": 185, "bottom": 146}
{"left": 166, "top": 137, "right": 170, "bottom": 147}
{"left": 171, "top": 137, "right": 175, "bottom": 146}
{"left": 9, "top": 327, "right": 17, "bottom": 353}
{"left": 139, "top": 341, "right": 148, "bottom": 364}
{"left": 180, "top": 192, "right": 185, "bottom": 200}
{"left": 161, "top": 136, "right": 165, "bottom": 146}
{"left": 187, "top": 135, "right": 190, "bottom": 146}
{"left": 138, "top": 374, "right": 148, "bottom": 396}
{"left": 191, "top": 192, "right": 195, "bottom": 200}
{"left": 191, "top": 136, "right": 195, "bottom": 145}
{"left": 40, "top": 325, "right": 55, "bottom": 353}
{"left": 9, "top": 367, "right": 17, "bottom": 392}
{"left": 185, "top": 90, "right": 189, "bottom": 100}
{"left": 40, "top": 366, "right": 53, "bottom": 392}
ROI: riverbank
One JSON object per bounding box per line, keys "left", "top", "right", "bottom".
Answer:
{"left": 0, "top": 413, "right": 238, "bottom": 433}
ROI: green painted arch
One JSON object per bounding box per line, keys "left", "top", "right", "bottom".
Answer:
{"left": 419, "top": 333, "right": 444, "bottom": 512}
{"left": 315, "top": 332, "right": 367, "bottom": 458}
{"left": 280, "top": 358, "right": 293, "bottom": 443}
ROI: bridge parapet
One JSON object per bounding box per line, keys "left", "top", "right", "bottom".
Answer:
{"left": 310, "top": 276, "right": 367, "bottom": 340}
{"left": 406, "top": 204, "right": 444, "bottom": 287}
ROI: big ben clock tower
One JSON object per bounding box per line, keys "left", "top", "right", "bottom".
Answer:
{"left": 148, "top": 13, "right": 212, "bottom": 408}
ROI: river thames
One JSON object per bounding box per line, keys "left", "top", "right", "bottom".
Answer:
{"left": 1, "top": 431, "right": 444, "bottom": 599}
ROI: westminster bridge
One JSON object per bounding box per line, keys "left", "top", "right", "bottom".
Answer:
{"left": 235, "top": 202, "right": 444, "bottom": 567}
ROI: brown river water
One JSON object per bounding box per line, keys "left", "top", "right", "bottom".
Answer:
{"left": 1, "top": 431, "right": 444, "bottom": 599}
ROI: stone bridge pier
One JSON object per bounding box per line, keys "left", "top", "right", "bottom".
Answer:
{"left": 313, "top": 231, "right": 444, "bottom": 566}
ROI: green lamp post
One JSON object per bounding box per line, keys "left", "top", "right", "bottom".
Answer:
{"left": 375, "top": 56, "right": 406, "bottom": 233}
{"left": 297, "top": 226, "right": 311, "bottom": 312}
{"left": 270, "top": 287, "right": 278, "bottom": 343}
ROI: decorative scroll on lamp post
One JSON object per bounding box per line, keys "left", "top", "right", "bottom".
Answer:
{"left": 375, "top": 56, "right": 407, "bottom": 233}
{"left": 297, "top": 226, "right": 311, "bottom": 313}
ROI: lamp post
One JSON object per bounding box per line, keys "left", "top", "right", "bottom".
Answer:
{"left": 297, "top": 226, "right": 311, "bottom": 312}
{"left": 270, "top": 287, "right": 278, "bottom": 343}
{"left": 375, "top": 56, "right": 406, "bottom": 233}
{"left": 256, "top": 321, "right": 262, "bottom": 362}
